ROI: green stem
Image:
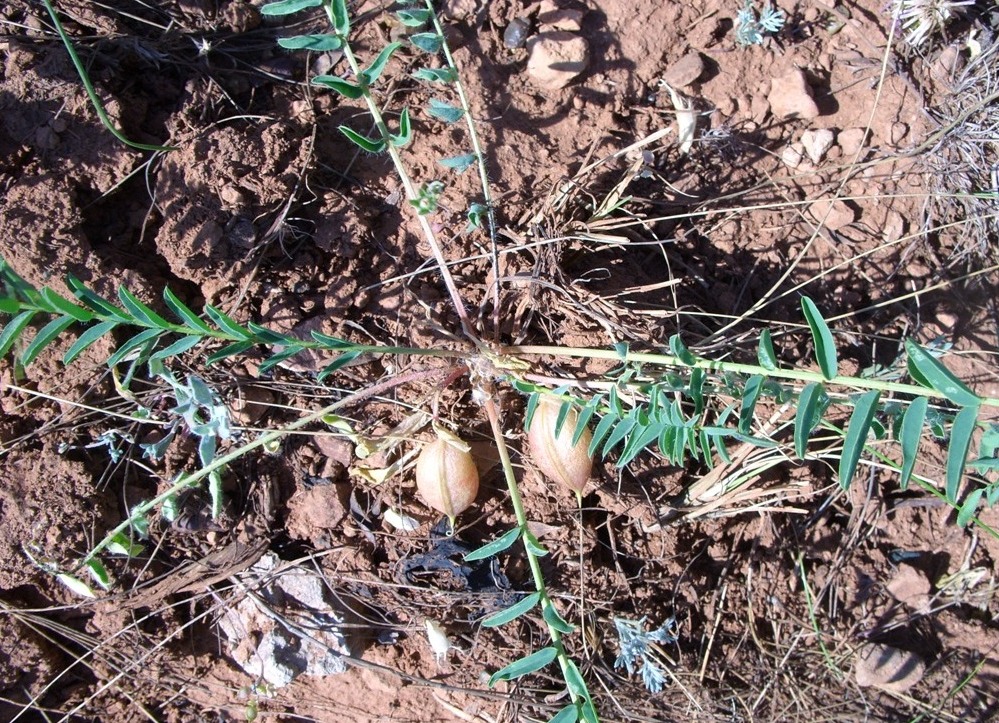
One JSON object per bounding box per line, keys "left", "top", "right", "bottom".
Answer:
{"left": 482, "top": 394, "right": 586, "bottom": 709}
{"left": 424, "top": 1, "right": 501, "bottom": 340}
{"left": 336, "top": 42, "right": 478, "bottom": 344}
{"left": 40, "top": 0, "right": 176, "bottom": 152}
{"left": 507, "top": 345, "right": 999, "bottom": 407}
{"left": 80, "top": 367, "right": 444, "bottom": 566}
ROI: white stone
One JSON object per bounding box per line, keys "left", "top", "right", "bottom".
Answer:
{"left": 781, "top": 143, "right": 804, "bottom": 169}
{"left": 526, "top": 32, "right": 590, "bottom": 90}
{"left": 801, "top": 128, "right": 835, "bottom": 164}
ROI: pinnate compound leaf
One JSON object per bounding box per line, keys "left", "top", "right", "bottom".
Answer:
{"left": 905, "top": 339, "right": 980, "bottom": 407}
{"left": 22, "top": 315, "right": 75, "bottom": 366}
{"left": 465, "top": 527, "right": 520, "bottom": 561}
{"left": 794, "top": 382, "right": 824, "bottom": 459}
{"left": 946, "top": 404, "right": 980, "bottom": 503}
{"left": 757, "top": 328, "right": 778, "bottom": 370}
{"left": 163, "top": 287, "right": 212, "bottom": 333}
{"left": 278, "top": 34, "right": 343, "bottom": 51}
{"left": 899, "top": 397, "right": 928, "bottom": 490}
{"left": 739, "top": 375, "right": 764, "bottom": 435}
{"left": 339, "top": 125, "right": 386, "bottom": 153}
{"left": 0, "top": 310, "right": 36, "bottom": 359}
{"left": 481, "top": 592, "right": 540, "bottom": 628}
{"left": 542, "top": 604, "right": 574, "bottom": 634}
{"left": 801, "top": 297, "right": 837, "bottom": 380}
{"left": 312, "top": 75, "right": 364, "bottom": 98}
{"left": 360, "top": 41, "right": 402, "bottom": 86}
{"left": 260, "top": 0, "right": 321, "bottom": 15}
{"left": 549, "top": 705, "right": 579, "bottom": 723}
{"left": 488, "top": 646, "right": 558, "bottom": 687}
{"left": 410, "top": 32, "right": 442, "bottom": 53}
{"left": 438, "top": 154, "right": 477, "bottom": 173}
{"left": 64, "top": 320, "right": 117, "bottom": 364}
{"left": 839, "top": 390, "right": 881, "bottom": 490}
{"left": 427, "top": 98, "right": 463, "bottom": 123}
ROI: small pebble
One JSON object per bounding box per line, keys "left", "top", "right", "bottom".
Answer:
{"left": 801, "top": 128, "right": 835, "bottom": 164}
{"left": 768, "top": 68, "right": 820, "bottom": 119}
{"left": 662, "top": 52, "right": 706, "bottom": 88}
{"left": 504, "top": 16, "right": 531, "bottom": 49}
{"left": 855, "top": 644, "right": 925, "bottom": 693}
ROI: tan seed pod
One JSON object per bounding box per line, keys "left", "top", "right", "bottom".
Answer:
{"left": 528, "top": 397, "right": 593, "bottom": 496}
{"left": 415, "top": 431, "right": 479, "bottom": 522}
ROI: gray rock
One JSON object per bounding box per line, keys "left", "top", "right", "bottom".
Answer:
{"left": 217, "top": 553, "right": 354, "bottom": 688}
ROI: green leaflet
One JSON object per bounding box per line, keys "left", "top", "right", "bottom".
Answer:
{"left": 0, "top": 310, "right": 36, "bottom": 359}
{"left": 163, "top": 287, "right": 212, "bottom": 333}
{"left": 106, "top": 327, "right": 162, "bottom": 367}
{"left": 313, "top": 75, "right": 364, "bottom": 98}
{"left": 22, "top": 315, "right": 75, "bottom": 366}
{"left": 542, "top": 603, "right": 574, "bottom": 634}
{"left": 481, "top": 592, "right": 540, "bottom": 628}
{"left": 757, "top": 328, "right": 778, "bottom": 370}
{"left": 390, "top": 107, "right": 411, "bottom": 147}
{"left": 278, "top": 34, "right": 343, "bottom": 51}
{"left": 260, "top": 0, "right": 322, "bottom": 15}
{"left": 905, "top": 339, "right": 980, "bottom": 407}
{"left": 204, "top": 305, "right": 251, "bottom": 339}
{"left": 794, "top": 382, "right": 825, "bottom": 459}
{"left": 957, "top": 487, "right": 983, "bottom": 528}
{"left": 437, "top": 154, "right": 477, "bottom": 173}
{"left": 946, "top": 404, "right": 980, "bottom": 503}
{"left": 409, "top": 32, "right": 443, "bottom": 53}
{"left": 669, "top": 333, "right": 696, "bottom": 365}
{"left": 549, "top": 705, "right": 579, "bottom": 723}
{"left": 396, "top": 8, "right": 432, "bottom": 26}
{"left": 739, "top": 374, "right": 764, "bottom": 435}
{"left": 317, "top": 351, "right": 363, "bottom": 381}
{"left": 899, "top": 397, "right": 928, "bottom": 490}
{"left": 330, "top": 0, "right": 350, "bottom": 35}
{"left": 118, "top": 287, "right": 171, "bottom": 328}
{"left": 427, "top": 98, "right": 464, "bottom": 124}
{"left": 40, "top": 287, "right": 93, "bottom": 322}
{"left": 64, "top": 320, "right": 117, "bottom": 365}
{"left": 839, "top": 390, "right": 880, "bottom": 490}
{"left": 801, "top": 297, "right": 838, "bottom": 380}
{"left": 339, "top": 125, "right": 387, "bottom": 154}
{"left": 465, "top": 527, "right": 520, "bottom": 561}
{"left": 488, "top": 646, "right": 558, "bottom": 686}
{"left": 360, "top": 41, "right": 402, "bottom": 86}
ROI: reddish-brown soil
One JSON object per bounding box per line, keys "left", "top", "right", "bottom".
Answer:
{"left": 2, "top": 0, "right": 998, "bottom": 721}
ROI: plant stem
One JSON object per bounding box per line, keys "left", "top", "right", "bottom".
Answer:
{"left": 506, "top": 345, "right": 999, "bottom": 407}
{"left": 337, "top": 43, "right": 479, "bottom": 345}
{"left": 80, "top": 367, "right": 445, "bottom": 566}
{"left": 481, "top": 393, "right": 582, "bottom": 706}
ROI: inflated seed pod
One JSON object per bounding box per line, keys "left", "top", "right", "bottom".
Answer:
{"left": 528, "top": 397, "right": 593, "bottom": 496}
{"left": 415, "top": 430, "right": 479, "bottom": 522}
